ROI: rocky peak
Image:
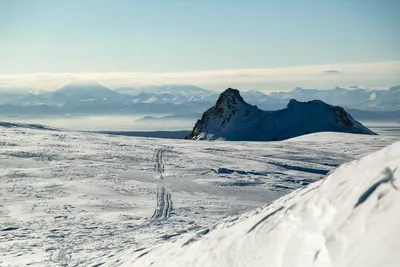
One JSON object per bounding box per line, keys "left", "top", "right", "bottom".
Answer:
{"left": 185, "top": 88, "right": 252, "bottom": 140}
{"left": 215, "top": 88, "right": 244, "bottom": 109}
{"left": 287, "top": 99, "right": 299, "bottom": 108}
{"left": 212, "top": 88, "right": 247, "bottom": 118}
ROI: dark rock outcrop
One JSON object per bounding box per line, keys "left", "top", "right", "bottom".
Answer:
{"left": 185, "top": 88, "right": 376, "bottom": 141}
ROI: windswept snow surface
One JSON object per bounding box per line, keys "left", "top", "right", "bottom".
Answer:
{"left": 0, "top": 125, "right": 398, "bottom": 266}
{"left": 118, "top": 142, "right": 400, "bottom": 267}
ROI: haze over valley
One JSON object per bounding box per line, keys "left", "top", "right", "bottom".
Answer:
{"left": 1, "top": 82, "right": 399, "bottom": 134}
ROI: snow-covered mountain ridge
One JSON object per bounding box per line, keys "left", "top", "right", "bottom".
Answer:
{"left": 186, "top": 88, "right": 375, "bottom": 141}
{"left": 1, "top": 84, "right": 399, "bottom": 112}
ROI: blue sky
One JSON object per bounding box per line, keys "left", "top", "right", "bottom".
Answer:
{"left": 0, "top": 0, "right": 399, "bottom": 90}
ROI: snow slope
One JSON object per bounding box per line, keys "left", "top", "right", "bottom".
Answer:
{"left": 119, "top": 142, "right": 400, "bottom": 267}
{"left": 0, "top": 121, "right": 59, "bottom": 131}
{"left": 186, "top": 88, "right": 375, "bottom": 141}
{"left": 0, "top": 125, "right": 397, "bottom": 266}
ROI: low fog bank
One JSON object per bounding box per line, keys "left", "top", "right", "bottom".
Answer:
{"left": 1, "top": 114, "right": 400, "bottom": 140}
{"left": 0, "top": 115, "right": 196, "bottom": 132}
{"left": 98, "top": 130, "right": 191, "bottom": 139}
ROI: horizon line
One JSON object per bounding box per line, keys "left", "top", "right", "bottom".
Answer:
{"left": 1, "top": 60, "right": 399, "bottom": 92}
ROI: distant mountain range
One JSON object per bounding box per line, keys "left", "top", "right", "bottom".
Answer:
{"left": 185, "top": 88, "right": 375, "bottom": 141}
{"left": 269, "top": 86, "right": 400, "bottom": 110}
{"left": 0, "top": 82, "right": 399, "bottom": 121}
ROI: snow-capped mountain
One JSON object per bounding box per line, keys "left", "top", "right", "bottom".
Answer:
{"left": 270, "top": 86, "right": 400, "bottom": 110}
{"left": 4, "top": 82, "right": 131, "bottom": 107}
{"left": 129, "top": 92, "right": 217, "bottom": 104}
{"left": 1, "top": 83, "right": 399, "bottom": 117}
{"left": 55, "top": 82, "right": 122, "bottom": 99}
{"left": 270, "top": 86, "right": 374, "bottom": 106}
{"left": 116, "top": 85, "right": 213, "bottom": 96}
{"left": 0, "top": 87, "right": 41, "bottom": 105}
{"left": 362, "top": 85, "right": 400, "bottom": 110}
{"left": 46, "top": 81, "right": 129, "bottom": 106}
{"left": 186, "top": 88, "right": 376, "bottom": 141}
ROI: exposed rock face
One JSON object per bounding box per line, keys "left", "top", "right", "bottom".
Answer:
{"left": 185, "top": 88, "right": 376, "bottom": 141}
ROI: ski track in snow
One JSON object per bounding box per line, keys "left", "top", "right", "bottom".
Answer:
{"left": 154, "top": 147, "right": 166, "bottom": 179}
{"left": 151, "top": 186, "right": 173, "bottom": 221}
{"left": 151, "top": 147, "right": 173, "bottom": 221}
{"left": 0, "top": 126, "right": 398, "bottom": 266}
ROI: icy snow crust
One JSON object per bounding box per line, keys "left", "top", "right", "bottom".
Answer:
{"left": 186, "top": 88, "right": 376, "bottom": 141}
{"left": 0, "top": 125, "right": 397, "bottom": 266}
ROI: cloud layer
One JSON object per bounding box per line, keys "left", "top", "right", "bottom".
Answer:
{"left": 1, "top": 61, "right": 399, "bottom": 91}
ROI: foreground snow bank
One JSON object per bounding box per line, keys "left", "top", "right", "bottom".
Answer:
{"left": 125, "top": 142, "right": 400, "bottom": 267}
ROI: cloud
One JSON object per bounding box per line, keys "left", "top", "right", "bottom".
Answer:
{"left": 324, "top": 70, "right": 342, "bottom": 74}
{"left": 0, "top": 61, "right": 399, "bottom": 91}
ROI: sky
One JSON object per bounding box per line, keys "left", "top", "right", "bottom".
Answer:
{"left": 1, "top": 0, "right": 399, "bottom": 91}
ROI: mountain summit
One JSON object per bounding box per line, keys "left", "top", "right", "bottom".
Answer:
{"left": 56, "top": 82, "right": 121, "bottom": 99}
{"left": 185, "top": 88, "right": 376, "bottom": 141}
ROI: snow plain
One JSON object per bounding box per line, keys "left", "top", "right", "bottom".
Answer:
{"left": 0, "top": 125, "right": 398, "bottom": 266}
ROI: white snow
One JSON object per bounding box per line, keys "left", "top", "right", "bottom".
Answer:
{"left": 119, "top": 142, "right": 400, "bottom": 267}
{"left": 0, "top": 124, "right": 398, "bottom": 266}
